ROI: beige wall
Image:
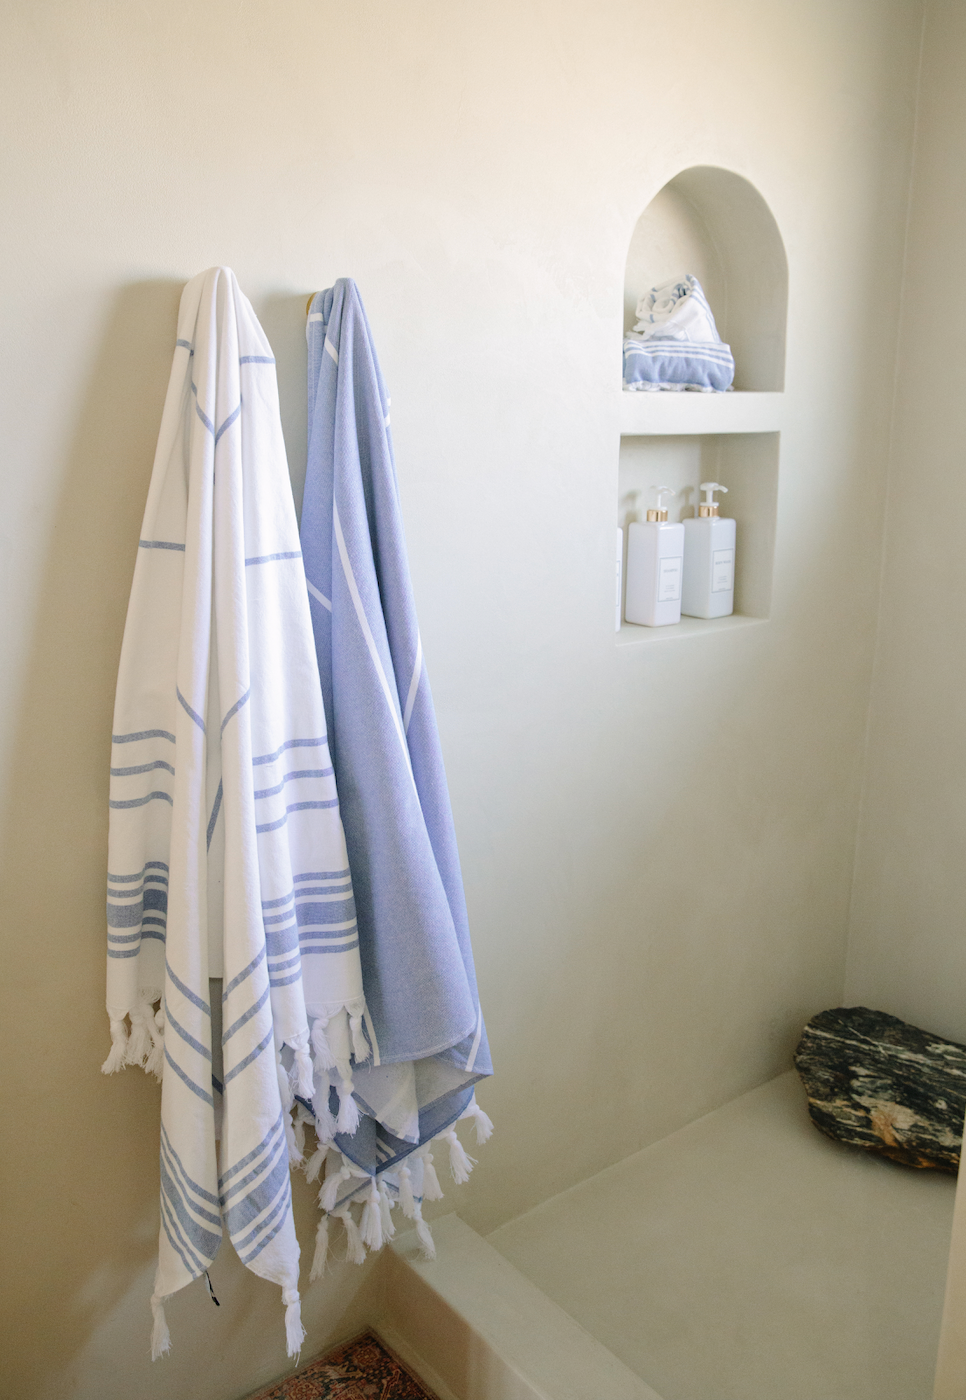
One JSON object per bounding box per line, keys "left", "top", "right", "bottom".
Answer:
{"left": 0, "top": 3, "right": 924, "bottom": 1397}
{"left": 846, "top": 0, "right": 966, "bottom": 1042}
{"left": 842, "top": 7, "right": 966, "bottom": 1392}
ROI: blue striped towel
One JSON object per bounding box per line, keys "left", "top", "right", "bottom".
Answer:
{"left": 623, "top": 274, "right": 735, "bottom": 392}
{"left": 104, "top": 268, "right": 370, "bottom": 1360}
{"left": 301, "top": 280, "right": 493, "bottom": 1255}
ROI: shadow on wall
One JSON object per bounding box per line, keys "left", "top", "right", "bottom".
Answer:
{"left": 259, "top": 292, "right": 312, "bottom": 516}
{"left": 0, "top": 281, "right": 381, "bottom": 1400}
{"left": 0, "top": 279, "right": 182, "bottom": 1392}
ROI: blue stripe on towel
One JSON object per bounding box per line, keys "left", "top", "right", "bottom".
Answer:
{"left": 253, "top": 768, "right": 333, "bottom": 799}
{"left": 220, "top": 688, "right": 251, "bottom": 732}
{"left": 223, "top": 1027, "right": 274, "bottom": 1086}
{"left": 215, "top": 403, "right": 241, "bottom": 444}
{"left": 222, "top": 985, "right": 271, "bottom": 1044}
{"left": 111, "top": 760, "right": 176, "bottom": 777}
{"left": 252, "top": 737, "right": 327, "bottom": 766}
{"left": 166, "top": 960, "right": 211, "bottom": 1015}
{"left": 165, "top": 1004, "right": 211, "bottom": 1062}
{"left": 162, "top": 1123, "right": 221, "bottom": 1208}
{"left": 164, "top": 1047, "right": 215, "bottom": 1105}
{"left": 261, "top": 891, "right": 295, "bottom": 910}
{"left": 244, "top": 551, "right": 303, "bottom": 566}
{"left": 109, "top": 790, "right": 174, "bottom": 809}
{"left": 107, "top": 861, "right": 170, "bottom": 880}
{"left": 255, "top": 799, "right": 338, "bottom": 833}
{"left": 111, "top": 731, "right": 176, "bottom": 745}
{"left": 219, "top": 1111, "right": 285, "bottom": 1190}
{"left": 222, "top": 946, "right": 266, "bottom": 999}
{"left": 176, "top": 688, "right": 206, "bottom": 733}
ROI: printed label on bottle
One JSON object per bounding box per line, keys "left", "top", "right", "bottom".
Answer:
{"left": 712, "top": 548, "right": 734, "bottom": 593}
{"left": 658, "top": 555, "right": 682, "bottom": 602}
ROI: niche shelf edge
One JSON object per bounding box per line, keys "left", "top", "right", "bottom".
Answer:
{"left": 620, "top": 389, "right": 784, "bottom": 437}
{"left": 617, "top": 614, "right": 767, "bottom": 646}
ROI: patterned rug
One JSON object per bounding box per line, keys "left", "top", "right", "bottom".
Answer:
{"left": 248, "top": 1330, "right": 439, "bottom": 1400}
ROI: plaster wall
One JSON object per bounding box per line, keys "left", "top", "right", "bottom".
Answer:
{"left": 839, "top": 6, "right": 966, "bottom": 1390}
{"left": 846, "top": 0, "right": 966, "bottom": 1043}
{"left": 0, "top": 2, "right": 922, "bottom": 1397}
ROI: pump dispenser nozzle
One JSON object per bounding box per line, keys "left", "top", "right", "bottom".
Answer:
{"left": 646, "top": 485, "right": 676, "bottom": 523}
{"left": 698, "top": 482, "right": 727, "bottom": 518}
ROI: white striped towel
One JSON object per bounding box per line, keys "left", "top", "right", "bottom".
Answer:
{"left": 104, "top": 267, "right": 369, "bottom": 1360}
{"left": 623, "top": 273, "right": 735, "bottom": 391}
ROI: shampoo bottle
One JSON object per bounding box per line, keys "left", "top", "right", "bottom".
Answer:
{"left": 682, "top": 481, "right": 736, "bottom": 619}
{"left": 625, "top": 487, "right": 684, "bottom": 627}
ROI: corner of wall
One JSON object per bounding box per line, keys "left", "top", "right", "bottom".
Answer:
{"left": 841, "top": 0, "right": 930, "bottom": 1004}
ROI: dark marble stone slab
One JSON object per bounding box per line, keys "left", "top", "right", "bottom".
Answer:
{"left": 794, "top": 1006, "right": 966, "bottom": 1172}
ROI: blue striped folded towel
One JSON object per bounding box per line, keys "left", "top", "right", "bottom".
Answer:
{"left": 623, "top": 274, "right": 735, "bottom": 392}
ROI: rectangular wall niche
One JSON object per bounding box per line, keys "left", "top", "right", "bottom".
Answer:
{"left": 617, "top": 431, "right": 779, "bottom": 644}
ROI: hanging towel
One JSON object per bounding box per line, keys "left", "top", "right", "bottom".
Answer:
{"left": 301, "top": 280, "right": 493, "bottom": 1242}
{"left": 104, "top": 267, "right": 369, "bottom": 1359}
{"left": 623, "top": 274, "right": 735, "bottom": 392}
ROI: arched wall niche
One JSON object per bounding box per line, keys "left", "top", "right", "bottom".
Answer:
{"left": 624, "top": 166, "right": 788, "bottom": 392}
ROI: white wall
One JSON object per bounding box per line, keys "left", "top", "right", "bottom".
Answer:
{"left": 842, "top": 8, "right": 966, "bottom": 1392}
{"left": 846, "top": 0, "right": 966, "bottom": 1043}
{"left": 0, "top": 3, "right": 923, "bottom": 1397}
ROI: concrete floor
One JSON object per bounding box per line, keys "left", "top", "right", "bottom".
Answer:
{"left": 487, "top": 1072, "right": 957, "bottom": 1400}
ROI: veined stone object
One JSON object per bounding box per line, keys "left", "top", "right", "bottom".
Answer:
{"left": 794, "top": 1007, "right": 966, "bottom": 1173}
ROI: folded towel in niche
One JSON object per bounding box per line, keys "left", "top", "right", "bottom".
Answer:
{"left": 623, "top": 273, "right": 735, "bottom": 392}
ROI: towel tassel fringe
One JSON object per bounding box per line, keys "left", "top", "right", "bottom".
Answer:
{"left": 144, "top": 1004, "right": 165, "bottom": 1080}
{"left": 336, "top": 1206, "right": 367, "bottom": 1265}
{"left": 319, "top": 1160, "right": 352, "bottom": 1214}
{"left": 310, "top": 1016, "right": 336, "bottom": 1071}
{"left": 443, "top": 1128, "right": 476, "bottom": 1185}
{"left": 420, "top": 1148, "right": 444, "bottom": 1202}
{"left": 288, "top": 1031, "right": 316, "bottom": 1100}
{"left": 360, "top": 1179, "right": 384, "bottom": 1252}
{"left": 411, "top": 1202, "right": 436, "bottom": 1260}
{"left": 293, "top": 1104, "right": 313, "bottom": 1159}
{"left": 276, "top": 1049, "right": 295, "bottom": 1113}
{"left": 379, "top": 1181, "right": 396, "bottom": 1240}
{"left": 284, "top": 1112, "right": 302, "bottom": 1167}
{"left": 309, "top": 1213, "right": 329, "bottom": 1281}
{"left": 101, "top": 1015, "right": 130, "bottom": 1075}
{"left": 126, "top": 1001, "right": 155, "bottom": 1068}
{"left": 336, "top": 1079, "right": 360, "bottom": 1135}
{"left": 313, "top": 1093, "right": 337, "bottom": 1144}
{"left": 304, "top": 1142, "right": 327, "bottom": 1184}
{"left": 349, "top": 1014, "right": 369, "bottom": 1064}
{"left": 461, "top": 1098, "right": 494, "bottom": 1145}
{"left": 150, "top": 1293, "right": 171, "bottom": 1360}
{"left": 282, "top": 1288, "right": 305, "bottom": 1359}
{"left": 398, "top": 1162, "right": 416, "bottom": 1218}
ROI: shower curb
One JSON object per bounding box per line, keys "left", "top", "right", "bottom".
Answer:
{"left": 382, "top": 1213, "right": 662, "bottom": 1400}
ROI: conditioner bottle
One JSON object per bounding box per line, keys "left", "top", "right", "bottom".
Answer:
{"left": 625, "top": 487, "right": 684, "bottom": 627}
{"left": 682, "top": 481, "right": 735, "bottom": 619}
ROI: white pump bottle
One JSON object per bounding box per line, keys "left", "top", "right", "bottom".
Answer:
{"left": 625, "top": 486, "right": 685, "bottom": 627}
{"left": 682, "top": 481, "right": 736, "bottom": 619}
